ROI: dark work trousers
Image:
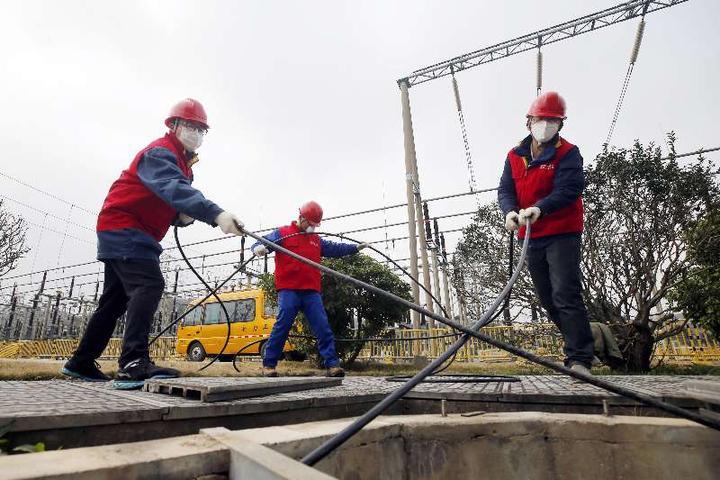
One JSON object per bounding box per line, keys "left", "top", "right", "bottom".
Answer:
{"left": 526, "top": 234, "right": 594, "bottom": 367}
{"left": 72, "top": 260, "right": 165, "bottom": 368}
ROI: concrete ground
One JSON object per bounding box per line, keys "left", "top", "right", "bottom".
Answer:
{"left": 1, "top": 373, "right": 717, "bottom": 451}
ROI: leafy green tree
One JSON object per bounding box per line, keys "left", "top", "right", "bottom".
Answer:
{"left": 582, "top": 136, "right": 718, "bottom": 371}
{"left": 259, "top": 254, "right": 411, "bottom": 366}
{"left": 671, "top": 207, "right": 720, "bottom": 340}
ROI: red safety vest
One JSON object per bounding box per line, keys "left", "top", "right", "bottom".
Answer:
{"left": 274, "top": 222, "right": 323, "bottom": 292}
{"left": 96, "top": 133, "right": 194, "bottom": 242}
{"left": 507, "top": 137, "right": 584, "bottom": 239}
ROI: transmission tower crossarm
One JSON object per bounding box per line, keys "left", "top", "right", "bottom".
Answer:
{"left": 399, "top": 0, "right": 689, "bottom": 87}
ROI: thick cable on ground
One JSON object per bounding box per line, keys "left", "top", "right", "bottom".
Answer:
{"left": 243, "top": 224, "right": 530, "bottom": 464}
{"left": 240, "top": 226, "right": 720, "bottom": 466}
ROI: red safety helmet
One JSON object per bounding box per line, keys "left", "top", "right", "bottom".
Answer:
{"left": 527, "top": 91, "right": 566, "bottom": 119}
{"left": 165, "top": 98, "right": 209, "bottom": 129}
{"left": 299, "top": 201, "right": 323, "bottom": 226}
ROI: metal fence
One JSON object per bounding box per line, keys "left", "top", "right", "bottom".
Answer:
{"left": 357, "top": 325, "right": 720, "bottom": 364}
{"left": 1, "top": 319, "right": 718, "bottom": 365}
{"left": 0, "top": 293, "right": 187, "bottom": 342}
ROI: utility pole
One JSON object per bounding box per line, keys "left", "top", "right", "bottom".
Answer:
{"left": 399, "top": 79, "right": 421, "bottom": 328}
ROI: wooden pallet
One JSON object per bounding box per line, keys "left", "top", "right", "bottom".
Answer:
{"left": 143, "top": 376, "right": 343, "bottom": 402}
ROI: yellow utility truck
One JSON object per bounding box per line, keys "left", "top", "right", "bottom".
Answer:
{"left": 175, "top": 288, "right": 298, "bottom": 361}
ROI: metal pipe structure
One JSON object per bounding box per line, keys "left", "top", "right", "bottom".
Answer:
{"left": 399, "top": 79, "right": 422, "bottom": 328}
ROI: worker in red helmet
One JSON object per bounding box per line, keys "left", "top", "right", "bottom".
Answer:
{"left": 63, "top": 98, "right": 244, "bottom": 388}
{"left": 251, "top": 201, "right": 369, "bottom": 377}
{"left": 497, "top": 91, "right": 595, "bottom": 376}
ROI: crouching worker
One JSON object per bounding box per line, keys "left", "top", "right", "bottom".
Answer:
{"left": 62, "top": 98, "right": 244, "bottom": 388}
{"left": 252, "top": 201, "right": 368, "bottom": 377}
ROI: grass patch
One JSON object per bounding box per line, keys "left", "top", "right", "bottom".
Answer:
{"left": 1, "top": 358, "right": 717, "bottom": 381}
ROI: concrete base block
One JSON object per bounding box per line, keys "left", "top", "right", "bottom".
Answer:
{"left": 244, "top": 412, "right": 720, "bottom": 480}
{"left": 0, "top": 434, "right": 228, "bottom": 480}
{"left": 202, "top": 428, "right": 336, "bottom": 480}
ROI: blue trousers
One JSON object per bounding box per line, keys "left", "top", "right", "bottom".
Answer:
{"left": 263, "top": 289, "right": 340, "bottom": 368}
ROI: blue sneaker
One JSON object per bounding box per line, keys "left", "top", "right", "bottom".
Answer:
{"left": 111, "top": 379, "right": 146, "bottom": 390}
{"left": 61, "top": 359, "right": 110, "bottom": 382}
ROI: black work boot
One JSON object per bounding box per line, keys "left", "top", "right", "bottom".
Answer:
{"left": 61, "top": 358, "right": 110, "bottom": 382}
{"left": 116, "top": 358, "right": 180, "bottom": 382}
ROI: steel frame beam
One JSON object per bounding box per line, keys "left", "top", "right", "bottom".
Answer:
{"left": 399, "top": 0, "right": 689, "bottom": 87}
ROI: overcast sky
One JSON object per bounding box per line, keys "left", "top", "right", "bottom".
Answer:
{"left": 1, "top": 0, "right": 718, "bottom": 298}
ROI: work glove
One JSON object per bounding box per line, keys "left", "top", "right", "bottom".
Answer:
{"left": 519, "top": 206, "right": 542, "bottom": 225}
{"left": 214, "top": 211, "right": 244, "bottom": 236}
{"left": 357, "top": 242, "right": 370, "bottom": 251}
{"left": 252, "top": 245, "right": 268, "bottom": 256}
{"left": 505, "top": 211, "right": 520, "bottom": 232}
{"left": 173, "top": 213, "right": 195, "bottom": 227}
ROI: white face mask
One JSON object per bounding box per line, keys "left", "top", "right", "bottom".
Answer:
{"left": 530, "top": 120, "right": 560, "bottom": 144}
{"left": 176, "top": 125, "right": 203, "bottom": 152}
{"left": 305, "top": 225, "right": 316, "bottom": 233}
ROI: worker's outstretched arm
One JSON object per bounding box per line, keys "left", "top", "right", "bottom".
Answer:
{"left": 320, "top": 239, "right": 359, "bottom": 258}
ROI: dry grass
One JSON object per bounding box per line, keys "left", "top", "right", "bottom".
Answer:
{"left": 0, "top": 357, "right": 551, "bottom": 381}
{"left": 2, "top": 358, "right": 715, "bottom": 381}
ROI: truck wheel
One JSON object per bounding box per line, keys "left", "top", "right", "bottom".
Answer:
{"left": 187, "top": 341, "right": 206, "bottom": 362}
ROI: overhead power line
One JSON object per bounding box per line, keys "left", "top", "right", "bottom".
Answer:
{"left": 6, "top": 142, "right": 716, "bottom": 286}
{"left": 0, "top": 194, "right": 95, "bottom": 232}
{"left": 0, "top": 169, "right": 98, "bottom": 216}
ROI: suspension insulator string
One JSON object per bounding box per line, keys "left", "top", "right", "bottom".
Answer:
{"left": 605, "top": 15, "right": 647, "bottom": 146}
{"left": 536, "top": 48, "right": 543, "bottom": 96}
{"left": 450, "top": 68, "right": 480, "bottom": 205}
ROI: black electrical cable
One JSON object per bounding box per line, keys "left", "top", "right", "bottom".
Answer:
{"left": 237, "top": 226, "right": 720, "bottom": 465}
{"left": 194, "top": 226, "right": 510, "bottom": 379}
{"left": 148, "top": 229, "right": 256, "bottom": 373}
{"left": 241, "top": 225, "right": 527, "bottom": 462}
{"left": 267, "top": 230, "right": 450, "bottom": 318}
{"left": 172, "top": 227, "right": 234, "bottom": 372}
{"left": 229, "top": 335, "right": 520, "bottom": 385}
{"left": 229, "top": 330, "right": 467, "bottom": 373}
{"left": 160, "top": 227, "right": 464, "bottom": 374}
{"left": 233, "top": 232, "right": 462, "bottom": 374}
